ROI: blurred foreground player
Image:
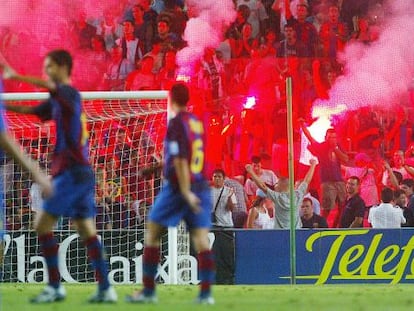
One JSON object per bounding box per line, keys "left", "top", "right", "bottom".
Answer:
{"left": 2, "top": 50, "right": 117, "bottom": 303}
{"left": 126, "top": 83, "right": 215, "bottom": 304}
{"left": 0, "top": 75, "right": 52, "bottom": 280}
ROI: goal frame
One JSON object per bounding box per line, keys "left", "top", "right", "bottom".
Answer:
{"left": 1, "top": 90, "right": 185, "bottom": 285}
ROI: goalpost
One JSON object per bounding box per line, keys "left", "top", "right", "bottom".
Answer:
{"left": 1, "top": 90, "right": 192, "bottom": 285}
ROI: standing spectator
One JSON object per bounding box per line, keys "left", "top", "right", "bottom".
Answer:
{"left": 95, "top": 166, "right": 112, "bottom": 231}
{"left": 368, "top": 187, "right": 406, "bottom": 228}
{"left": 226, "top": 5, "right": 250, "bottom": 58}
{"left": 224, "top": 175, "right": 248, "bottom": 228}
{"left": 198, "top": 48, "right": 226, "bottom": 103}
{"left": 131, "top": 5, "right": 147, "bottom": 42}
{"left": 104, "top": 157, "right": 128, "bottom": 229}
{"left": 312, "top": 58, "right": 337, "bottom": 99}
{"left": 102, "top": 45, "right": 130, "bottom": 91}
{"left": 400, "top": 179, "right": 414, "bottom": 210}
{"left": 118, "top": 19, "right": 144, "bottom": 75}
{"left": 394, "top": 189, "right": 414, "bottom": 227}
{"left": 71, "top": 11, "right": 97, "bottom": 50}
{"left": 236, "top": 0, "right": 269, "bottom": 40}
{"left": 244, "top": 155, "right": 278, "bottom": 204}
{"left": 245, "top": 159, "right": 317, "bottom": 229}
{"left": 343, "top": 152, "right": 379, "bottom": 208}
{"left": 351, "top": 17, "right": 378, "bottom": 44}
{"left": 300, "top": 122, "right": 349, "bottom": 227}
{"left": 210, "top": 168, "right": 236, "bottom": 285}
{"left": 158, "top": 0, "right": 188, "bottom": 36}
{"left": 113, "top": 127, "right": 132, "bottom": 174}
{"left": 155, "top": 18, "right": 185, "bottom": 52}
{"left": 138, "top": 0, "right": 159, "bottom": 53}
{"left": 382, "top": 150, "right": 414, "bottom": 186}
{"left": 277, "top": 23, "right": 311, "bottom": 57}
{"left": 211, "top": 169, "right": 236, "bottom": 228}
{"left": 319, "top": 4, "right": 348, "bottom": 58}
{"left": 300, "top": 197, "right": 328, "bottom": 228}
{"left": 96, "top": 9, "right": 123, "bottom": 51}
{"left": 285, "top": 2, "right": 318, "bottom": 56}
{"left": 259, "top": 28, "right": 278, "bottom": 57}
{"left": 340, "top": 176, "right": 365, "bottom": 228}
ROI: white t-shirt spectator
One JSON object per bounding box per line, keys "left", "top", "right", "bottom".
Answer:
{"left": 212, "top": 186, "right": 237, "bottom": 227}
{"left": 368, "top": 203, "right": 406, "bottom": 228}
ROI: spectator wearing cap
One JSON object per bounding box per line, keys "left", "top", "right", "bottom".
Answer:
{"left": 244, "top": 155, "right": 278, "bottom": 205}
{"left": 300, "top": 197, "right": 328, "bottom": 229}
{"left": 368, "top": 187, "right": 406, "bottom": 228}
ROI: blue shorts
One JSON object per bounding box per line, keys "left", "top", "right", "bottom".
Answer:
{"left": 148, "top": 181, "right": 212, "bottom": 229}
{"left": 43, "top": 165, "right": 96, "bottom": 219}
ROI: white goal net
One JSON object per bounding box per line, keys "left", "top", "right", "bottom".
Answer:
{"left": 1, "top": 91, "right": 191, "bottom": 285}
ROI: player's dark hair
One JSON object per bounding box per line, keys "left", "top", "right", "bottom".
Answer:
{"left": 46, "top": 49, "right": 73, "bottom": 76}
{"left": 381, "top": 187, "right": 394, "bottom": 203}
{"left": 170, "top": 83, "right": 189, "bottom": 106}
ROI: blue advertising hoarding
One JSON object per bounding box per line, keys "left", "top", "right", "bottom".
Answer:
{"left": 235, "top": 229, "right": 414, "bottom": 284}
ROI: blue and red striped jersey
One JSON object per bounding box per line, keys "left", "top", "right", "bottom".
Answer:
{"left": 34, "top": 84, "right": 89, "bottom": 176}
{"left": 164, "top": 111, "right": 206, "bottom": 185}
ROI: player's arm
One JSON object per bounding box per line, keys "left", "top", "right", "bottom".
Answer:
{"left": 245, "top": 164, "right": 269, "bottom": 194}
{"left": 0, "top": 132, "right": 52, "bottom": 197}
{"left": 1, "top": 64, "right": 57, "bottom": 92}
{"left": 173, "top": 157, "right": 200, "bottom": 213}
{"left": 4, "top": 103, "right": 36, "bottom": 114}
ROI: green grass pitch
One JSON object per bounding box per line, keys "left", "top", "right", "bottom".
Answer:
{"left": 1, "top": 283, "right": 413, "bottom": 311}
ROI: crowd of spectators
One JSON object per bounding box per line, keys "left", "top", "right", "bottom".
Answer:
{"left": 4, "top": 0, "right": 414, "bottom": 231}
